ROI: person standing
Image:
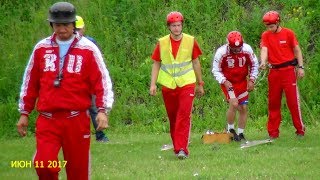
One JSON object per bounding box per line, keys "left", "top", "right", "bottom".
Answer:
{"left": 212, "top": 31, "right": 259, "bottom": 141}
{"left": 149, "top": 11, "right": 205, "bottom": 159}
{"left": 16, "top": 2, "right": 114, "bottom": 180}
{"left": 75, "top": 15, "right": 98, "bottom": 46}
{"left": 260, "top": 10, "right": 305, "bottom": 139}
{"left": 76, "top": 15, "right": 112, "bottom": 142}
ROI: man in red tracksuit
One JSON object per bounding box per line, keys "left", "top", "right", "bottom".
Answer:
{"left": 16, "top": 2, "right": 114, "bottom": 180}
{"left": 212, "top": 31, "right": 259, "bottom": 141}
{"left": 260, "top": 11, "right": 305, "bottom": 139}
{"left": 75, "top": 15, "right": 112, "bottom": 143}
{"left": 149, "top": 11, "right": 205, "bottom": 159}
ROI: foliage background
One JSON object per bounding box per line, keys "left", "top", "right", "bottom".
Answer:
{"left": 0, "top": 0, "right": 319, "bottom": 137}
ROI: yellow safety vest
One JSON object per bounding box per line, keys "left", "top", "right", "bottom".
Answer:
{"left": 157, "top": 33, "right": 196, "bottom": 89}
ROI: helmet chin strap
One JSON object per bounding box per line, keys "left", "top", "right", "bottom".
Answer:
{"left": 170, "top": 30, "right": 183, "bottom": 39}
{"left": 274, "top": 23, "right": 280, "bottom": 33}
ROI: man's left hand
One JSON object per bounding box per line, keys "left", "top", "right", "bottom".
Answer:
{"left": 96, "top": 112, "right": 109, "bottom": 131}
{"left": 196, "top": 85, "right": 205, "bottom": 97}
{"left": 297, "top": 68, "right": 305, "bottom": 79}
{"left": 247, "top": 80, "right": 255, "bottom": 92}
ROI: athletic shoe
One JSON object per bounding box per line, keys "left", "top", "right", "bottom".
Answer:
{"left": 296, "top": 134, "right": 304, "bottom": 139}
{"left": 97, "top": 136, "right": 109, "bottom": 143}
{"left": 161, "top": 144, "right": 173, "bottom": 151}
{"left": 269, "top": 136, "right": 278, "bottom": 140}
{"left": 238, "top": 133, "right": 246, "bottom": 141}
{"left": 177, "top": 149, "right": 188, "bottom": 160}
{"left": 229, "top": 129, "right": 240, "bottom": 141}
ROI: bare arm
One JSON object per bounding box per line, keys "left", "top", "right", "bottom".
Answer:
{"left": 259, "top": 47, "right": 268, "bottom": 70}
{"left": 192, "top": 58, "right": 204, "bottom": 97}
{"left": 293, "top": 45, "right": 305, "bottom": 79}
{"left": 294, "top": 45, "right": 303, "bottom": 66}
{"left": 149, "top": 61, "right": 161, "bottom": 96}
{"left": 192, "top": 58, "right": 203, "bottom": 83}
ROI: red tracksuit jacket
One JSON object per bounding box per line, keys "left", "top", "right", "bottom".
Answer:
{"left": 212, "top": 43, "right": 259, "bottom": 84}
{"left": 18, "top": 33, "right": 113, "bottom": 115}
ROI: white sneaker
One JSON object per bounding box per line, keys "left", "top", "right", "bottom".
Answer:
{"left": 177, "top": 149, "right": 188, "bottom": 159}
{"left": 160, "top": 144, "right": 173, "bottom": 151}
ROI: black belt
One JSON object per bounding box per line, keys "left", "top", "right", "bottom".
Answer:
{"left": 270, "top": 58, "right": 297, "bottom": 69}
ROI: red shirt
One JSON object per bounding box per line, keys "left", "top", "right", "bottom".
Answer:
{"left": 260, "top": 27, "right": 298, "bottom": 65}
{"left": 151, "top": 35, "right": 202, "bottom": 61}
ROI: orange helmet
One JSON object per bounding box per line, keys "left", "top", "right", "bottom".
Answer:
{"left": 227, "top": 31, "right": 243, "bottom": 48}
{"left": 166, "top": 11, "right": 184, "bottom": 25}
{"left": 263, "top": 11, "right": 280, "bottom": 25}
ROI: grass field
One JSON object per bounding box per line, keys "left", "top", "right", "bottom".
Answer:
{"left": 1, "top": 126, "right": 319, "bottom": 179}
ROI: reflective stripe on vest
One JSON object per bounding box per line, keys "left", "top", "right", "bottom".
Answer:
{"left": 160, "top": 61, "right": 193, "bottom": 77}
{"left": 157, "top": 33, "right": 196, "bottom": 89}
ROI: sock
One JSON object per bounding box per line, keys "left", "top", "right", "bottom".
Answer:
{"left": 238, "top": 128, "right": 244, "bottom": 134}
{"left": 227, "top": 124, "right": 235, "bottom": 131}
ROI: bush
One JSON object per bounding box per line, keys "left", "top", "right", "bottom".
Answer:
{"left": 1, "top": 0, "right": 319, "bottom": 137}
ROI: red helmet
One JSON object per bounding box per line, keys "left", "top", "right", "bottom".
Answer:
{"left": 166, "top": 11, "right": 184, "bottom": 25}
{"left": 263, "top": 11, "right": 280, "bottom": 25}
{"left": 227, "top": 31, "right": 243, "bottom": 48}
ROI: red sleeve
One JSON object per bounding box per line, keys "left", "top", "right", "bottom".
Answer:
{"left": 19, "top": 49, "right": 41, "bottom": 114}
{"left": 289, "top": 30, "right": 299, "bottom": 47}
{"left": 89, "top": 49, "right": 112, "bottom": 110}
{"left": 151, "top": 42, "right": 161, "bottom": 62}
{"left": 192, "top": 39, "right": 202, "bottom": 60}
{"left": 260, "top": 31, "right": 268, "bottom": 48}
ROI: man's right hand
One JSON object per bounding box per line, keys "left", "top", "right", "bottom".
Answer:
{"left": 17, "top": 115, "right": 29, "bottom": 137}
{"left": 259, "top": 62, "right": 267, "bottom": 70}
{"left": 223, "top": 80, "right": 233, "bottom": 89}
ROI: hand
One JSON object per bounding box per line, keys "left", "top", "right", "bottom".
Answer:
{"left": 297, "top": 68, "right": 305, "bottom": 79}
{"left": 247, "top": 80, "right": 255, "bottom": 92}
{"left": 96, "top": 112, "right": 109, "bottom": 131}
{"left": 196, "top": 85, "right": 205, "bottom": 97}
{"left": 17, "top": 115, "right": 29, "bottom": 137}
{"left": 223, "top": 80, "right": 233, "bottom": 90}
{"left": 259, "top": 62, "right": 267, "bottom": 70}
{"left": 228, "top": 97, "right": 239, "bottom": 107}
{"left": 149, "top": 84, "right": 157, "bottom": 96}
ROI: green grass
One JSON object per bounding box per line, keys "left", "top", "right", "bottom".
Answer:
{"left": 1, "top": 126, "right": 319, "bottom": 179}
{"left": 0, "top": 2, "right": 320, "bottom": 178}
{"left": 1, "top": 0, "right": 320, "bottom": 137}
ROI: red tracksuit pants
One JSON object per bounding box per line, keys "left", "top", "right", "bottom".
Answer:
{"left": 33, "top": 111, "right": 91, "bottom": 180}
{"left": 267, "top": 67, "right": 305, "bottom": 138}
{"left": 162, "top": 85, "right": 195, "bottom": 155}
